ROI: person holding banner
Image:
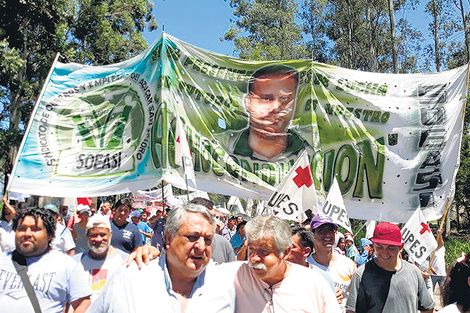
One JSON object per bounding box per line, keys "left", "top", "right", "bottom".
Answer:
{"left": 346, "top": 222, "right": 434, "bottom": 313}
{"left": 232, "top": 64, "right": 308, "bottom": 161}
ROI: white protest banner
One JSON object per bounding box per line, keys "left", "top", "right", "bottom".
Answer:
{"left": 175, "top": 115, "right": 197, "bottom": 189}
{"left": 401, "top": 208, "right": 438, "bottom": 265}
{"left": 132, "top": 184, "right": 173, "bottom": 201}
{"left": 7, "top": 33, "right": 467, "bottom": 223}
{"left": 319, "top": 177, "right": 352, "bottom": 233}
{"left": 267, "top": 151, "right": 317, "bottom": 220}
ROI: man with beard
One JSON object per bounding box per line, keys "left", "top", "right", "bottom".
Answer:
{"left": 233, "top": 215, "right": 340, "bottom": 312}
{"left": 0, "top": 207, "right": 91, "bottom": 312}
{"left": 74, "top": 215, "right": 128, "bottom": 303}
{"left": 232, "top": 65, "right": 307, "bottom": 161}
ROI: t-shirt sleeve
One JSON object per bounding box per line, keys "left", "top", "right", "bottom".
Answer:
{"left": 62, "top": 228, "right": 76, "bottom": 251}
{"left": 68, "top": 262, "right": 92, "bottom": 303}
{"left": 416, "top": 267, "right": 435, "bottom": 311}
{"left": 345, "top": 268, "right": 362, "bottom": 312}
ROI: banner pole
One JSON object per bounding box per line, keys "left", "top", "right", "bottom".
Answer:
{"left": 161, "top": 181, "right": 165, "bottom": 209}
{"left": 182, "top": 156, "right": 189, "bottom": 202}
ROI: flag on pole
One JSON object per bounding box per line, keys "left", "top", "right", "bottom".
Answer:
{"left": 318, "top": 177, "right": 352, "bottom": 233}
{"left": 227, "top": 196, "right": 245, "bottom": 215}
{"left": 401, "top": 208, "right": 438, "bottom": 266}
{"left": 365, "top": 220, "right": 376, "bottom": 239}
{"left": 175, "top": 115, "right": 197, "bottom": 189}
{"left": 265, "top": 151, "right": 317, "bottom": 220}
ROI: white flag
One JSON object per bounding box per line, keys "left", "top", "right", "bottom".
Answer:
{"left": 266, "top": 151, "right": 317, "bottom": 220}
{"left": 246, "top": 198, "right": 254, "bottom": 216}
{"left": 365, "top": 220, "right": 376, "bottom": 239}
{"left": 227, "top": 196, "right": 245, "bottom": 215}
{"left": 255, "top": 200, "right": 266, "bottom": 216}
{"left": 401, "top": 208, "right": 438, "bottom": 266}
{"left": 318, "top": 178, "right": 352, "bottom": 233}
{"left": 175, "top": 116, "right": 196, "bottom": 189}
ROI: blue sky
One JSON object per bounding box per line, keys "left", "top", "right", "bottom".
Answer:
{"left": 143, "top": 0, "right": 466, "bottom": 71}
{"left": 144, "top": 0, "right": 235, "bottom": 56}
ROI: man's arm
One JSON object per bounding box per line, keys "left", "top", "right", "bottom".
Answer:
{"left": 70, "top": 296, "right": 91, "bottom": 313}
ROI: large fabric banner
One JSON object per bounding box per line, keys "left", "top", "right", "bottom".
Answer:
{"left": 8, "top": 34, "right": 468, "bottom": 222}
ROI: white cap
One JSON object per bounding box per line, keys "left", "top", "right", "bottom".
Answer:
{"left": 77, "top": 204, "right": 91, "bottom": 214}
{"left": 86, "top": 214, "right": 111, "bottom": 232}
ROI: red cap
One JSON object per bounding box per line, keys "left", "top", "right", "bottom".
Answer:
{"left": 371, "top": 222, "right": 403, "bottom": 246}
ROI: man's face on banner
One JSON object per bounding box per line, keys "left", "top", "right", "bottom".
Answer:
{"left": 245, "top": 74, "right": 297, "bottom": 138}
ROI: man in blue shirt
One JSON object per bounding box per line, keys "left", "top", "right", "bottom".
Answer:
{"left": 110, "top": 198, "right": 143, "bottom": 253}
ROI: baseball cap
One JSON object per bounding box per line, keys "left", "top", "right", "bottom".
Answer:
{"left": 129, "top": 210, "right": 141, "bottom": 218}
{"left": 310, "top": 215, "right": 339, "bottom": 230}
{"left": 371, "top": 222, "right": 403, "bottom": 246}
{"left": 344, "top": 232, "right": 354, "bottom": 242}
{"left": 45, "top": 203, "right": 59, "bottom": 214}
{"left": 360, "top": 238, "right": 373, "bottom": 249}
{"left": 86, "top": 214, "right": 111, "bottom": 232}
{"left": 77, "top": 204, "right": 91, "bottom": 214}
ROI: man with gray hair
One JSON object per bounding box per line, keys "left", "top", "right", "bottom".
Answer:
{"left": 74, "top": 214, "right": 128, "bottom": 303}
{"left": 89, "top": 203, "right": 235, "bottom": 313}
{"left": 233, "top": 215, "right": 341, "bottom": 312}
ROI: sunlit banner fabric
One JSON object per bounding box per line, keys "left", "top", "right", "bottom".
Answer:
{"left": 8, "top": 34, "right": 468, "bottom": 222}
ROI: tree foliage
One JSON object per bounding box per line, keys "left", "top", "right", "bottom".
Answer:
{"left": 224, "top": 0, "right": 306, "bottom": 60}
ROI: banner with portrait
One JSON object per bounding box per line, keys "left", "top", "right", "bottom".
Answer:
{"left": 8, "top": 33, "right": 468, "bottom": 222}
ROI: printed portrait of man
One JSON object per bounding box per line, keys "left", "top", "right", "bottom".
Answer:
{"left": 232, "top": 64, "right": 307, "bottom": 161}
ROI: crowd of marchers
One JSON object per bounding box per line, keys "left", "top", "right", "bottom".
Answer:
{"left": 0, "top": 194, "right": 469, "bottom": 313}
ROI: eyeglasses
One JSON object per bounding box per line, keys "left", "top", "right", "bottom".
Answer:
{"left": 181, "top": 234, "right": 213, "bottom": 246}
{"left": 263, "top": 286, "right": 275, "bottom": 313}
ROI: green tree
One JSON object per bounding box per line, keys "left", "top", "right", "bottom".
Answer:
{"left": 299, "top": 0, "right": 330, "bottom": 63}
{"left": 424, "top": 0, "right": 458, "bottom": 71}
{"left": 224, "top": 0, "right": 306, "bottom": 60}
{"left": 67, "top": 0, "right": 157, "bottom": 65}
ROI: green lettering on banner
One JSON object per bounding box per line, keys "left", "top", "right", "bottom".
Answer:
{"left": 353, "top": 137, "right": 385, "bottom": 199}
{"left": 335, "top": 145, "right": 358, "bottom": 194}
{"left": 200, "top": 139, "right": 212, "bottom": 174}
{"left": 212, "top": 146, "right": 226, "bottom": 177}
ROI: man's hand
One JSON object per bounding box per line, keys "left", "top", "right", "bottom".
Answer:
{"left": 335, "top": 287, "right": 344, "bottom": 304}
{"left": 124, "top": 245, "right": 160, "bottom": 269}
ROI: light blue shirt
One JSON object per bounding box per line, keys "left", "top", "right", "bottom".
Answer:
{"left": 89, "top": 253, "right": 235, "bottom": 313}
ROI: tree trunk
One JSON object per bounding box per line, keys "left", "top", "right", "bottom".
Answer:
{"left": 388, "top": 0, "right": 398, "bottom": 73}
{"left": 432, "top": 0, "right": 441, "bottom": 72}
{"left": 458, "top": 0, "right": 470, "bottom": 63}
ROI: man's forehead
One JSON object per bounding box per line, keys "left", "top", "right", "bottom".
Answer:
{"left": 179, "top": 212, "right": 213, "bottom": 231}
{"left": 248, "top": 237, "right": 275, "bottom": 249}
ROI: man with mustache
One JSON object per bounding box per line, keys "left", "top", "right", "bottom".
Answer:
{"left": 232, "top": 65, "right": 307, "bottom": 161}
{"left": 233, "top": 215, "right": 341, "bottom": 312}
{"left": 74, "top": 214, "right": 128, "bottom": 303}
{"left": 89, "top": 203, "right": 235, "bottom": 313}
{"left": 0, "top": 207, "right": 91, "bottom": 312}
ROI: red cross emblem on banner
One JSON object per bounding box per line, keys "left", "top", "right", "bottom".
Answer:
{"left": 293, "top": 166, "right": 313, "bottom": 188}
{"left": 419, "top": 222, "right": 431, "bottom": 235}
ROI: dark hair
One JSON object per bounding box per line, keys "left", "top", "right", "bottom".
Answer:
{"left": 229, "top": 216, "right": 237, "bottom": 221}
{"left": 190, "top": 197, "right": 214, "bottom": 210}
{"left": 237, "top": 221, "right": 247, "bottom": 232}
{"left": 443, "top": 252, "right": 470, "bottom": 311}
{"left": 13, "top": 207, "right": 56, "bottom": 240}
{"left": 113, "top": 198, "right": 132, "bottom": 211}
{"left": 248, "top": 64, "right": 299, "bottom": 94}
{"left": 292, "top": 226, "right": 315, "bottom": 252}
